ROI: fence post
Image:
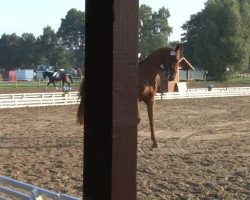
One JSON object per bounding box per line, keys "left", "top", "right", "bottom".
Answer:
{"left": 84, "top": 1, "right": 138, "bottom": 199}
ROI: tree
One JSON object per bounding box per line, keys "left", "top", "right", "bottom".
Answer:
{"left": 238, "top": 0, "right": 250, "bottom": 71}
{"left": 15, "top": 33, "right": 37, "bottom": 68}
{"left": 0, "top": 8, "right": 85, "bottom": 71}
{"left": 139, "top": 5, "right": 172, "bottom": 58}
{"left": 182, "top": 0, "right": 250, "bottom": 80}
{"left": 36, "top": 27, "right": 58, "bottom": 65}
{"left": 57, "top": 8, "right": 85, "bottom": 67}
{"left": 181, "top": 12, "right": 204, "bottom": 66}
{"left": 0, "top": 33, "right": 20, "bottom": 69}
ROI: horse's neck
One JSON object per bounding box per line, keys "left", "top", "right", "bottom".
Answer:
{"left": 141, "top": 53, "right": 161, "bottom": 66}
{"left": 138, "top": 57, "right": 161, "bottom": 77}
{"left": 47, "top": 73, "right": 53, "bottom": 79}
{"left": 138, "top": 61, "right": 160, "bottom": 82}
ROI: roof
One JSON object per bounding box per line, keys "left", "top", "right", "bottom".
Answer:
{"left": 178, "top": 57, "right": 194, "bottom": 70}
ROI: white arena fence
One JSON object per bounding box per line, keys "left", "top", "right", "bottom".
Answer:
{"left": 155, "top": 87, "right": 250, "bottom": 100}
{"left": 0, "top": 175, "right": 81, "bottom": 200}
{"left": 0, "top": 92, "right": 80, "bottom": 109}
{"left": 0, "top": 87, "right": 250, "bottom": 109}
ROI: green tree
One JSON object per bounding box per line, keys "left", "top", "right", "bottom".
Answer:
{"left": 139, "top": 5, "right": 172, "bottom": 58}
{"left": 238, "top": 0, "right": 250, "bottom": 71}
{"left": 182, "top": 0, "right": 250, "bottom": 80}
{"left": 0, "top": 33, "right": 20, "bottom": 69}
{"left": 57, "top": 8, "right": 85, "bottom": 67}
{"left": 36, "top": 26, "right": 73, "bottom": 68}
{"left": 36, "top": 26, "right": 59, "bottom": 65}
{"left": 15, "top": 33, "right": 36, "bottom": 68}
{"left": 181, "top": 12, "right": 204, "bottom": 66}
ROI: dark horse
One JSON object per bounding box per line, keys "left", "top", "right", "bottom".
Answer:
{"left": 77, "top": 45, "right": 182, "bottom": 148}
{"left": 43, "top": 71, "right": 73, "bottom": 90}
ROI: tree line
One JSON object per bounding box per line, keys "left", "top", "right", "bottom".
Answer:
{"left": 0, "top": 8, "right": 85, "bottom": 71}
{"left": 0, "top": 1, "right": 249, "bottom": 80}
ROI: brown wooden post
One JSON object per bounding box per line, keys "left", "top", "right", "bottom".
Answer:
{"left": 84, "top": 1, "right": 138, "bottom": 200}
{"left": 186, "top": 70, "right": 189, "bottom": 82}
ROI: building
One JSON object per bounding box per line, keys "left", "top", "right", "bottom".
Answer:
{"left": 1, "top": 70, "right": 16, "bottom": 81}
{"left": 167, "top": 57, "right": 195, "bottom": 92}
{"left": 15, "top": 69, "right": 34, "bottom": 81}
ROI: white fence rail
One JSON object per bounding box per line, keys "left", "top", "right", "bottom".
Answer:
{"left": 155, "top": 87, "right": 250, "bottom": 100}
{"left": 0, "top": 92, "right": 80, "bottom": 109}
{"left": 0, "top": 87, "right": 250, "bottom": 109}
{"left": 0, "top": 175, "right": 81, "bottom": 200}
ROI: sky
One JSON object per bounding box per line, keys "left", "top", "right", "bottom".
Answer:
{"left": 0, "top": 0, "right": 85, "bottom": 38}
{"left": 0, "top": 0, "right": 207, "bottom": 41}
{"left": 140, "top": 0, "right": 207, "bottom": 41}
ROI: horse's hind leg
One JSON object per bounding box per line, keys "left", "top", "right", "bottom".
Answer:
{"left": 146, "top": 99, "right": 158, "bottom": 148}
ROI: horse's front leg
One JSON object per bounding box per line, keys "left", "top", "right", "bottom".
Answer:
{"left": 67, "top": 82, "right": 72, "bottom": 91}
{"left": 53, "top": 81, "right": 59, "bottom": 90}
{"left": 146, "top": 99, "right": 158, "bottom": 148}
{"left": 45, "top": 82, "right": 50, "bottom": 90}
{"left": 60, "top": 81, "right": 62, "bottom": 88}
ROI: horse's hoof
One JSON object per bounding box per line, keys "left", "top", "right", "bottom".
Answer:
{"left": 152, "top": 142, "right": 158, "bottom": 148}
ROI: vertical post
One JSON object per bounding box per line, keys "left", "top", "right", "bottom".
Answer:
{"left": 112, "top": 0, "right": 138, "bottom": 199}
{"left": 225, "top": 67, "right": 229, "bottom": 90}
{"left": 186, "top": 70, "right": 189, "bottom": 82}
{"left": 84, "top": 1, "right": 138, "bottom": 200}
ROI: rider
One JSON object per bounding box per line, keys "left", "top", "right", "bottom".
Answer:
{"left": 52, "top": 63, "right": 67, "bottom": 78}
{"left": 52, "top": 64, "right": 60, "bottom": 78}
{"left": 59, "top": 68, "right": 66, "bottom": 77}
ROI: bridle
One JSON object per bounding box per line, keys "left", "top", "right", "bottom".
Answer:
{"left": 159, "top": 50, "right": 182, "bottom": 80}
{"left": 159, "top": 50, "right": 180, "bottom": 71}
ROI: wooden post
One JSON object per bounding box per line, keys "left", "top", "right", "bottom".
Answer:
{"left": 84, "top": 1, "right": 138, "bottom": 200}
{"left": 186, "top": 70, "right": 189, "bottom": 82}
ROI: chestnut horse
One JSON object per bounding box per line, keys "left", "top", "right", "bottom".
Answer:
{"left": 137, "top": 45, "right": 182, "bottom": 147}
{"left": 77, "top": 45, "right": 182, "bottom": 148}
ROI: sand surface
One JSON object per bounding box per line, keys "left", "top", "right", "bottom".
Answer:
{"left": 0, "top": 88, "right": 249, "bottom": 199}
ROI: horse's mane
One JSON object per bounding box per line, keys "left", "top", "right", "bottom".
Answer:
{"left": 138, "top": 47, "right": 172, "bottom": 65}
{"left": 44, "top": 71, "right": 53, "bottom": 74}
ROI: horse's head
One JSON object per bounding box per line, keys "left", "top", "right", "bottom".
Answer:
{"left": 159, "top": 45, "right": 183, "bottom": 71}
